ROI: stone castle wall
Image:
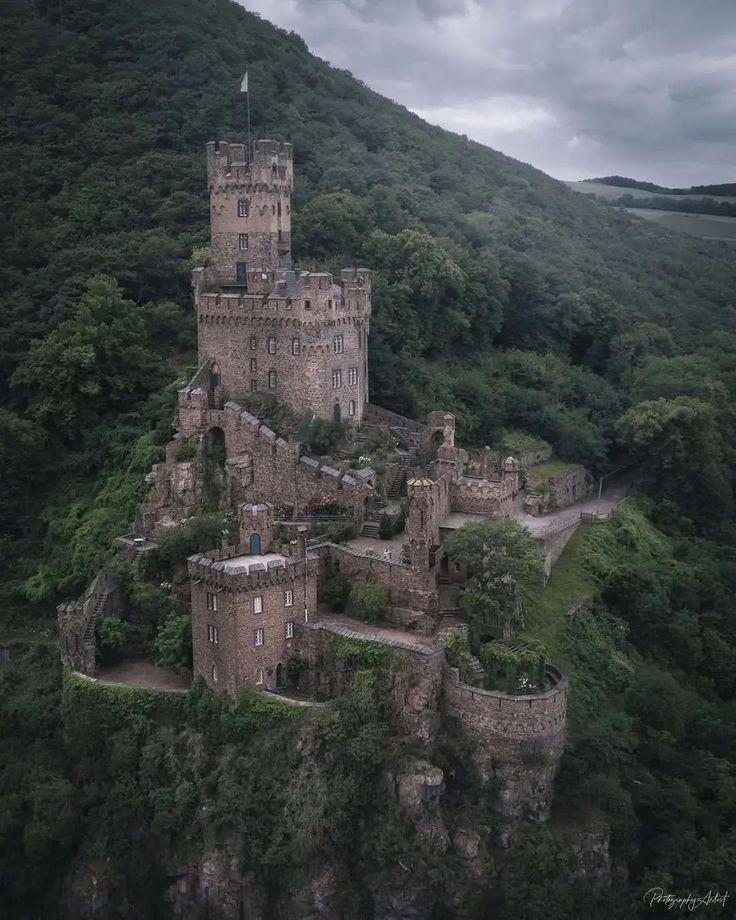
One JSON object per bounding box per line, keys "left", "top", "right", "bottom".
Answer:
{"left": 319, "top": 543, "right": 437, "bottom": 613}
{"left": 451, "top": 476, "right": 516, "bottom": 516}
{"left": 144, "top": 398, "right": 377, "bottom": 529}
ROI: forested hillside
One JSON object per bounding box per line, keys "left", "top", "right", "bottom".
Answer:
{"left": 3, "top": 1, "right": 736, "bottom": 917}
{"left": 3, "top": 0, "right": 736, "bottom": 600}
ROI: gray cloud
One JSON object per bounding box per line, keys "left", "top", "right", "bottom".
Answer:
{"left": 241, "top": 0, "right": 736, "bottom": 185}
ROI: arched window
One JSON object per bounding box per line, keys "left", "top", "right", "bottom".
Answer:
{"left": 211, "top": 664, "right": 218, "bottom": 683}
{"left": 348, "top": 400, "right": 356, "bottom": 417}
{"left": 255, "top": 667, "right": 264, "bottom": 685}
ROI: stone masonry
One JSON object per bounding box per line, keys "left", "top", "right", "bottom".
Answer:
{"left": 196, "top": 139, "right": 370, "bottom": 424}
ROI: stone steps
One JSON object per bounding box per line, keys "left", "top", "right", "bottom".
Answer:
{"left": 360, "top": 521, "right": 380, "bottom": 538}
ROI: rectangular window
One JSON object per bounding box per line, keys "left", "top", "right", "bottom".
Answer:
{"left": 327, "top": 299, "right": 332, "bottom": 309}
{"left": 250, "top": 379, "right": 257, "bottom": 392}
{"left": 286, "top": 298, "right": 293, "bottom": 309}
{"left": 291, "top": 338, "right": 300, "bottom": 355}
{"left": 236, "top": 262, "right": 248, "bottom": 285}
{"left": 254, "top": 627, "right": 264, "bottom": 647}
{"left": 333, "top": 334, "right": 344, "bottom": 354}
{"left": 206, "top": 591, "right": 217, "bottom": 612}
{"left": 250, "top": 336, "right": 257, "bottom": 350}
{"left": 207, "top": 624, "right": 219, "bottom": 644}
{"left": 284, "top": 589, "right": 293, "bottom": 607}
{"left": 268, "top": 337, "right": 276, "bottom": 354}
{"left": 268, "top": 370, "right": 277, "bottom": 389}
{"left": 250, "top": 358, "right": 257, "bottom": 372}
{"left": 285, "top": 621, "right": 294, "bottom": 640}
{"left": 304, "top": 299, "right": 311, "bottom": 310}
{"left": 332, "top": 369, "right": 342, "bottom": 389}
{"left": 254, "top": 595, "right": 263, "bottom": 615}
{"left": 238, "top": 233, "right": 249, "bottom": 251}
{"left": 348, "top": 367, "right": 358, "bottom": 386}
{"left": 237, "top": 199, "right": 249, "bottom": 217}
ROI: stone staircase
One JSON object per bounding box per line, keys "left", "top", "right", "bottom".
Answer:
{"left": 386, "top": 466, "right": 406, "bottom": 501}
{"left": 360, "top": 520, "right": 380, "bottom": 538}
{"left": 83, "top": 592, "right": 106, "bottom": 646}
{"left": 390, "top": 425, "right": 422, "bottom": 465}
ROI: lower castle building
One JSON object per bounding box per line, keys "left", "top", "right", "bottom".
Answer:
{"left": 188, "top": 502, "right": 317, "bottom": 694}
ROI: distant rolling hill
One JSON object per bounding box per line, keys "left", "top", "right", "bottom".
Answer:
{"left": 566, "top": 179, "right": 736, "bottom": 242}
{"left": 566, "top": 180, "right": 736, "bottom": 204}
{"left": 583, "top": 175, "right": 736, "bottom": 197}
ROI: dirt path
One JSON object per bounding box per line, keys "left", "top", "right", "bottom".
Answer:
{"left": 95, "top": 658, "right": 191, "bottom": 692}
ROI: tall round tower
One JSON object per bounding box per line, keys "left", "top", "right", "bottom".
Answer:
{"left": 206, "top": 139, "right": 293, "bottom": 288}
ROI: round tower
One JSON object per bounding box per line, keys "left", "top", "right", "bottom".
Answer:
{"left": 206, "top": 139, "right": 293, "bottom": 288}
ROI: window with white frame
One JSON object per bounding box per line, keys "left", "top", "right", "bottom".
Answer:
{"left": 348, "top": 367, "right": 358, "bottom": 386}
{"left": 206, "top": 591, "right": 217, "bottom": 611}
{"left": 332, "top": 369, "right": 342, "bottom": 389}
{"left": 292, "top": 338, "right": 300, "bottom": 355}
{"left": 254, "top": 627, "right": 264, "bottom": 647}
{"left": 207, "top": 624, "right": 219, "bottom": 644}
{"left": 268, "top": 370, "right": 277, "bottom": 389}
{"left": 348, "top": 400, "right": 356, "bottom": 416}
{"left": 255, "top": 667, "right": 264, "bottom": 685}
{"left": 238, "top": 232, "right": 249, "bottom": 251}
{"left": 254, "top": 595, "right": 263, "bottom": 614}
{"left": 285, "top": 621, "right": 294, "bottom": 640}
{"left": 333, "top": 334, "right": 344, "bottom": 354}
{"left": 284, "top": 589, "right": 293, "bottom": 607}
{"left": 268, "top": 336, "right": 276, "bottom": 354}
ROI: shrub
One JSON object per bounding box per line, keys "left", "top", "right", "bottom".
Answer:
{"left": 309, "top": 418, "right": 347, "bottom": 454}
{"left": 378, "top": 513, "right": 393, "bottom": 540}
{"left": 96, "top": 616, "right": 136, "bottom": 660}
{"left": 350, "top": 578, "right": 390, "bottom": 624}
{"left": 154, "top": 611, "right": 193, "bottom": 672}
{"left": 320, "top": 573, "right": 351, "bottom": 612}
{"left": 176, "top": 441, "right": 198, "bottom": 462}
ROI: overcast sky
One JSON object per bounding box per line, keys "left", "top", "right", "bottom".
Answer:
{"left": 241, "top": 0, "right": 735, "bottom": 187}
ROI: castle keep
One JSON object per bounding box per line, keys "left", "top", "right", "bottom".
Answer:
{"left": 196, "top": 139, "right": 370, "bottom": 423}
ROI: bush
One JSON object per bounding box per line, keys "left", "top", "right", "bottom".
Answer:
{"left": 378, "top": 513, "right": 393, "bottom": 540}
{"left": 154, "top": 611, "right": 193, "bottom": 672}
{"left": 176, "top": 440, "right": 198, "bottom": 462}
{"left": 96, "top": 615, "right": 136, "bottom": 660}
{"left": 154, "top": 513, "right": 224, "bottom": 571}
{"left": 309, "top": 418, "right": 347, "bottom": 455}
{"left": 320, "top": 573, "right": 351, "bottom": 612}
{"left": 350, "top": 578, "right": 390, "bottom": 623}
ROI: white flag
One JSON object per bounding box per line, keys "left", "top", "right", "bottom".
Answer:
{"left": 240, "top": 71, "right": 249, "bottom": 94}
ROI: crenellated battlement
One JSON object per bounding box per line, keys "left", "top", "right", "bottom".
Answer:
{"left": 206, "top": 139, "right": 293, "bottom": 190}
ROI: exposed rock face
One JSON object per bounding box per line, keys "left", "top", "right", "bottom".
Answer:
{"left": 394, "top": 759, "right": 450, "bottom": 854}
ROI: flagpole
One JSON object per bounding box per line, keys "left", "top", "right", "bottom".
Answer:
{"left": 246, "top": 81, "right": 252, "bottom": 162}
{"left": 241, "top": 70, "right": 252, "bottom": 162}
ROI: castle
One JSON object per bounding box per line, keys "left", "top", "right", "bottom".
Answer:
{"left": 58, "top": 135, "right": 576, "bottom": 845}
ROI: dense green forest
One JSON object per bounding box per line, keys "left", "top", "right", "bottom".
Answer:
{"left": 3, "top": 0, "right": 736, "bottom": 917}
